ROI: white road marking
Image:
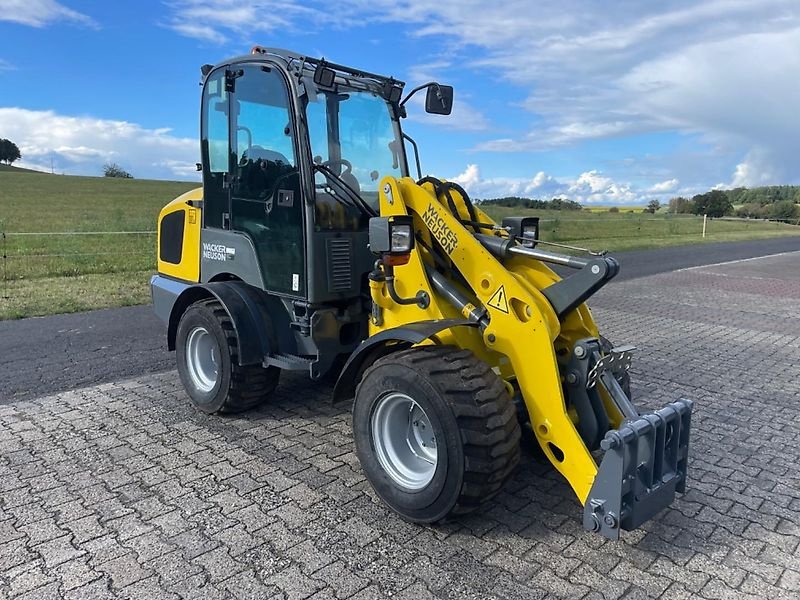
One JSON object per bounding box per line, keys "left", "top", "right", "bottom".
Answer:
{"left": 675, "top": 250, "right": 800, "bottom": 272}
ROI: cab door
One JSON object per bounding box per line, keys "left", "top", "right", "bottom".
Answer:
{"left": 229, "top": 64, "right": 305, "bottom": 297}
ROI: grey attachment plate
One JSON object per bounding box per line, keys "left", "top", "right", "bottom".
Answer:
{"left": 583, "top": 398, "right": 694, "bottom": 540}
{"left": 587, "top": 344, "right": 635, "bottom": 389}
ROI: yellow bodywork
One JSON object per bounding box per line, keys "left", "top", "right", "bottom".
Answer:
{"left": 370, "top": 176, "right": 620, "bottom": 504}
{"left": 156, "top": 188, "right": 203, "bottom": 283}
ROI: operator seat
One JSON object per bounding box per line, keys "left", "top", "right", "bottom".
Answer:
{"left": 340, "top": 170, "right": 361, "bottom": 196}
{"left": 242, "top": 145, "right": 291, "bottom": 166}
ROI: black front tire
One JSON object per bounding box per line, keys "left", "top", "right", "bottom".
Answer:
{"left": 352, "top": 346, "right": 521, "bottom": 523}
{"left": 176, "top": 299, "right": 279, "bottom": 414}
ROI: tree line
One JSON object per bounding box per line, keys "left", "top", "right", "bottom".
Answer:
{"left": 478, "top": 196, "right": 584, "bottom": 211}
{"left": 668, "top": 186, "right": 800, "bottom": 219}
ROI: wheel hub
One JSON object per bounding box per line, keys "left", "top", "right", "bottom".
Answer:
{"left": 371, "top": 392, "right": 437, "bottom": 490}
{"left": 185, "top": 326, "right": 219, "bottom": 392}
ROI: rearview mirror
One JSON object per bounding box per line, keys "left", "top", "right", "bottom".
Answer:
{"left": 425, "top": 84, "right": 453, "bottom": 115}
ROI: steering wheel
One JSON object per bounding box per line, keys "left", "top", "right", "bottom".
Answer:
{"left": 321, "top": 158, "right": 353, "bottom": 175}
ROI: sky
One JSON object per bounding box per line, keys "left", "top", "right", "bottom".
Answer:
{"left": 1, "top": 0, "right": 799, "bottom": 204}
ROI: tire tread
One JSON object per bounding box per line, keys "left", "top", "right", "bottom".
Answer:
{"left": 366, "top": 345, "right": 521, "bottom": 518}
{"left": 194, "top": 298, "right": 279, "bottom": 413}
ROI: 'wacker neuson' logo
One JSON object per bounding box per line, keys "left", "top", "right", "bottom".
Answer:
{"left": 202, "top": 243, "right": 235, "bottom": 261}
{"left": 422, "top": 204, "right": 458, "bottom": 254}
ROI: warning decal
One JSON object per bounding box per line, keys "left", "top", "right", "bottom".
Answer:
{"left": 487, "top": 286, "right": 509, "bottom": 314}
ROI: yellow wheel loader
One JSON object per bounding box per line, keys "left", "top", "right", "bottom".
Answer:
{"left": 152, "top": 47, "right": 693, "bottom": 539}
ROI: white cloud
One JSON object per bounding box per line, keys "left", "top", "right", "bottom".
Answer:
{"left": 567, "top": 170, "right": 637, "bottom": 203}
{"left": 730, "top": 149, "right": 780, "bottom": 188}
{"left": 0, "top": 108, "right": 197, "bottom": 179}
{"left": 450, "top": 164, "right": 643, "bottom": 204}
{"left": 164, "top": 1, "right": 800, "bottom": 189}
{"left": 622, "top": 26, "right": 800, "bottom": 186}
{"left": 165, "top": 0, "right": 343, "bottom": 42}
{"left": 0, "top": 0, "right": 95, "bottom": 27}
{"left": 452, "top": 164, "right": 565, "bottom": 199}
{"left": 649, "top": 179, "right": 679, "bottom": 193}
{"left": 0, "top": 59, "right": 15, "bottom": 72}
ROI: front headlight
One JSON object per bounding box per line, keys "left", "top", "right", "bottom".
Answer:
{"left": 390, "top": 224, "right": 413, "bottom": 253}
{"left": 369, "top": 215, "right": 415, "bottom": 255}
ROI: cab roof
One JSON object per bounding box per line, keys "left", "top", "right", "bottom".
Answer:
{"left": 207, "top": 46, "right": 405, "bottom": 90}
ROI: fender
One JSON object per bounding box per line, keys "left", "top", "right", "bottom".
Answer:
{"left": 332, "top": 319, "right": 479, "bottom": 403}
{"left": 167, "top": 281, "right": 278, "bottom": 366}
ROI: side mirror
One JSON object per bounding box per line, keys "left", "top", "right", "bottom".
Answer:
{"left": 502, "top": 216, "right": 540, "bottom": 247}
{"left": 425, "top": 84, "right": 453, "bottom": 115}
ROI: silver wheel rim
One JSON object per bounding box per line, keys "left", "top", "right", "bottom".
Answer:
{"left": 371, "top": 392, "right": 437, "bottom": 490}
{"left": 186, "top": 326, "right": 219, "bottom": 393}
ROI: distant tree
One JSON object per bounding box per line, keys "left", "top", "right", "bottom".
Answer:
{"left": 768, "top": 200, "right": 799, "bottom": 220}
{"left": 691, "top": 190, "right": 733, "bottom": 218}
{"left": 480, "top": 196, "right": 582, "bottom": 211}
{"left": 0, "top": 138, "right": 22, "bottom": 165}
{"left": 735, "top": 203, "right": 766, "bottom": 219}
{"left": 103, "top": 162, "right": 133, "bottom": 178}
{"left": 608, "top": 206, "right": 620, "bottom": 213}
{"left": 668, "top": 196, "right": 694, "bottom": 214}
{"left": 645, "top": 199, "right": 661, "bottom": 214}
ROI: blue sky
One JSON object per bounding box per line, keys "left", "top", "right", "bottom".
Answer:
{"left": 1, "top": 0, "right": 799, "bottom": 203}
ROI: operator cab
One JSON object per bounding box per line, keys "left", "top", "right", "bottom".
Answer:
{"left": 199, "top": 47, "right": 451, "bottom": 305}
{"left": 182, "top": 47, "right": 452, "bottom": 377}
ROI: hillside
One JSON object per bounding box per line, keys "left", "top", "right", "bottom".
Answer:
{"left": 0, "top": 163, "right": 49, "bottom": 174}
{"left": 0, "top": 169, "right": 198, "bottom": 232}
{"left": 1, "top": 168, "right": 798, "bottom": 319}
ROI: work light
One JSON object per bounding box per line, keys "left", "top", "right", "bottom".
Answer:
{"left": 369, "top": 216, "right": 415, "bottom": 262}
{"left": 390, "top": 222, "right": 413, "bottom": 253}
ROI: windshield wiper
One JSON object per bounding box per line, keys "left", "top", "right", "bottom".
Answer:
{"left": 314, "top": 164, "right": 379, "bottom": 218}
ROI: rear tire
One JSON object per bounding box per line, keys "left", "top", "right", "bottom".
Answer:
{"left": 176, "top": 299, "right": 279, "bottom": 414}
{"left": 352, "top": 346, "right": 521, "bottom": 523}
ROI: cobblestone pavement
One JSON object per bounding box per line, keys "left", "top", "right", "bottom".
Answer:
{"left": 1, "top": 253, "right": 799, "bottom": 599}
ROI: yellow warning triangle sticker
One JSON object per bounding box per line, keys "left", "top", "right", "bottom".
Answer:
{"left": 487, "top": 285, "right": 509, "bottom": 314}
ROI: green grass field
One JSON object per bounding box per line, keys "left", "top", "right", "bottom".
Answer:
{"left": 1, "top": 167, "right": 798, "bottom": 319}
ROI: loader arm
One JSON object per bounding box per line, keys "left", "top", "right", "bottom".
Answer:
{"left": 373, "top": 176, "right": 601, "bottom": 501}
{"left": 366, "top": 175, "right": 693, "bottom": 539}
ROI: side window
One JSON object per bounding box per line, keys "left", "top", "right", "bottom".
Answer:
{"left": 231, "top": 65, "right": 304, "bottom": 296}
{"left": 306, "top": 93, "right": 365, "bottom": 231}
{"left": 201, "top": 70, "right": 230, "bottom": 229}
{"left": 233, "top": 66, "right": 297, "bottom": 202}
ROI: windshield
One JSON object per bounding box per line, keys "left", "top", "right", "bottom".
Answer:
{"left": 306, "top": 88, "right": 404, "bottom": 226}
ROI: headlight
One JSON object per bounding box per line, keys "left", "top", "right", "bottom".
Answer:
{"left": 390, "top": 224, "right": 413, "bottom": 253}
{"left": 369, "top": 215, "right": 415, "bottom": 255}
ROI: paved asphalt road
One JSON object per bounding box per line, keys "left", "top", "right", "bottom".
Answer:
{"left": 0, "top": 252, "right": 798, "bottom": 599}
{"left": 1, "top": 236, "right": 798, "bottom": 403}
